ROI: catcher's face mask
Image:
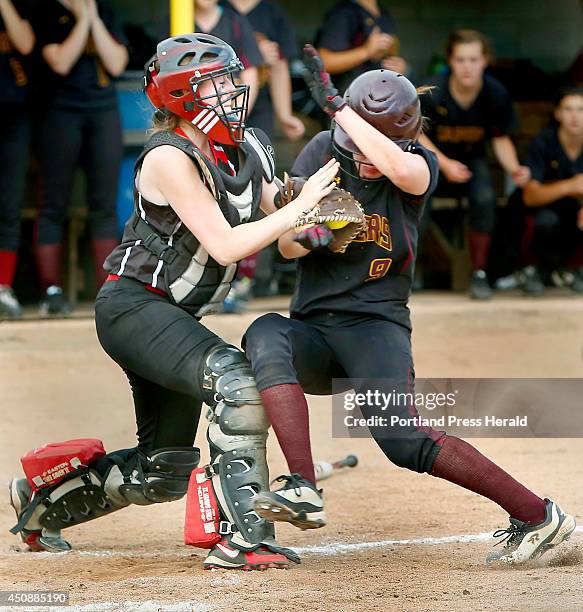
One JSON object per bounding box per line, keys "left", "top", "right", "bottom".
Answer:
{"left": 144, "top": 34, "right": 249, "bottom": 146}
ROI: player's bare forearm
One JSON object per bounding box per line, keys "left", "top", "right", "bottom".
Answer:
{"left": 419, "top": 134, "right": 449, "bottom": 169}
{"left": 0, "top": 0, "right": 34, "bottom": 54}
{"left": 319, "top": 47, "right": 369, "bottom": 75}
{"left": 335, "top": 105, "right": 430, "bottom": 194}
{"left": 269, "top": 59, "right": 293, "bottom": 120}
{"left": 91, "top": 15, "right": 128, "bottom": 76}
{"left": 491, "top": 136, "right": 520, "bottom": 174}
{"left": 43, "top": 18, "right": 90, "bottom": 76}
{"left": 523, "top": 179, "right": 575, "bottom": 207}
{"left": 279, "top": 230, "right": 309, "bottom": 259}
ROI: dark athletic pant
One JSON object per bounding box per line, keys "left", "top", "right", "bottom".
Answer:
{"left": 37, "top": 106, "right": 122, "bottom": 245}
{"left": 0, "top": 108, "right": 30, "bottom": 252}
{"left": 530, "top": 200, "right": 582, "bottom": 273}
{"left": 244, "top": 312, "right": 443, "bottom": 474}
{"left": 95, "top": 277, "right": 224, "bottom": 453}
{"left": 423, "top": 156, "right": 497, "bottom": 234}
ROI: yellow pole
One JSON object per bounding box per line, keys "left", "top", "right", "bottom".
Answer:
{"left": 170, "top": 0, "right": 195, "bottom": 36}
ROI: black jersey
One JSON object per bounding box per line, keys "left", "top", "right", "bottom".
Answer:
{"left": 104, "top": 128, "right": 274, "bottom": 317}
{"left": 226, "top": 0, "right": 298, "bottom": 135}
{"left": 0, "top": 0, "right": 30, "bottom": 106}
{"left": 32, "top": 0, "right": 127, "bottom": 110}
{"left": 526, "top": 127, "right": 583, "bottom": 185}
{"left": 422, "top": 73, "right": 517, "bottom": 161}
{"left": 196, "top": 4, "right": 262, "bottom": 70}
{"left": 316, "top": 0, "right": 397, "bottom": 94}
{"left": 289, "top": 131, "right": 438, "bottom": 329}
{"left": 236, "top": 0, "right": 298, "bottom": 61}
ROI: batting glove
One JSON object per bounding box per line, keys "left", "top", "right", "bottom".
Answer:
{"left": 302, "top": 44, "right": 346, "bottom": 117}
{"left": 293, "top": 224, "right": 334, "bottom": 251}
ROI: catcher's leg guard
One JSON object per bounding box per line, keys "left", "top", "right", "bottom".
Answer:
{"left": 186, "top": 345, "right": 299, "bottom": 568}
{"left": 10, "top": 447, "right": 199, "bottom": 552}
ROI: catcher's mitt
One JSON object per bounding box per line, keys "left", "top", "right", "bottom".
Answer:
{"left": 277, "top": 174, "right": 367, "bottom": 253}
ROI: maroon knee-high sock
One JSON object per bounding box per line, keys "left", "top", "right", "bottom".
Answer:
{"left": 35, "top": 243, "right": 62, "bottom": 289}
{"left": 431, "top": 435, "right": 546, "bottom": 524}
{"left": 468, "top": 230, "right": 492, "bottom": 271}
{"left": 0, "top": 251, "right": 18, "bottom": 286}
{"left": 259, "top": 383, "right": 316, "bottom": 485}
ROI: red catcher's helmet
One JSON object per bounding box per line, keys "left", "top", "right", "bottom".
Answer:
{"left": 333, "top": 69, "right": 422, "bottom": 154}
{"left": 144, "top": 33, "right": 249, "bottom": 146}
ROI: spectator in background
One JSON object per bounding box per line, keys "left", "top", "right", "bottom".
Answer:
{"left": 32, "top": 0, "right": 128, "bottom": 315}
{"left": 0, "top": 0, "right": 34, "bottom": 318}
{"left": 420, "top": 29, "right": 530, "bottom": 300}
{"left": 317, "top": 0, "right": 408, "bottom": 95}
{"left": 518, "top": 87, "right": 583, "bottom": 295}
{"left": 226, "top": 0, "right": 304, "bottom": 305}
{"left": 195, "top": 0, "right": 262, "bottom": 114}
{"left": 227, "top": 0, "right": 304, "bottom": 142}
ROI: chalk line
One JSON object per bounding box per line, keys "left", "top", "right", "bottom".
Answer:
{"left": 3, "top": 526, "right": 581, "bottom": 560}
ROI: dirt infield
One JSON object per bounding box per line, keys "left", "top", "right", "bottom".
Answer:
{"left": 1, "top": 293, "right": 582, "bottom": 611}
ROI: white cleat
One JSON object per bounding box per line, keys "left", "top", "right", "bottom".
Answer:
{"left": 487, "top": 499, "right": 576, "bottom": 565}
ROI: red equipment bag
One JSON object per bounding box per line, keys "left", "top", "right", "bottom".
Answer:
{"left": 184, "top": 466, "right": 222, "bottom": 549}
{"left": 20, "top": 438, "right": 106, "bottom": 492}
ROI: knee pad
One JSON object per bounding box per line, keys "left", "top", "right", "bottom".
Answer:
{"left": 115, "top": 447, "right": 200, "bottom": 506}
{"left": 201, "top": 344, "right": 261, "bottom": 408}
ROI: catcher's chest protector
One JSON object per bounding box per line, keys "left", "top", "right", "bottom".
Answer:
{"left": 105, "top": 131, "right": 264, "bottom": 317}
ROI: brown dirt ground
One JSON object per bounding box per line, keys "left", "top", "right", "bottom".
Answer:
{"left": 0, "top": 291, "right": 582, "bottom": 611}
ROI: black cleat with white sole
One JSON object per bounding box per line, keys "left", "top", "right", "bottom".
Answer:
{"left": 253, "top": 473, "right": 326, "bottom": 530}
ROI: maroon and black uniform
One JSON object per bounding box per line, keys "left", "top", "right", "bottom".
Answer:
{"left": 524, "top": 127, "right": 583, "bottom": 273}
{"left": 244, "top": 131, "right": 445, "bottom": 473}
{"left": 0, "top": 0, "right": 31, "bottom": 286}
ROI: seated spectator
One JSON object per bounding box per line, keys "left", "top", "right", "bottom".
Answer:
{"left": 519, "top": 87, "right": 583, "bottom": 295}
{"left": 420, "top": 29, "right": 530, "bottom": 300}
{"left": 0, "top": 0, "right": 34, "bottom": 318}
{"left": 32, "top": 0, "right": 128, "bottom": 315}
{"left": 317, "top": 0, "right": 408, "bottom": 94}
{"left": 195, "top": 0, "right": 262, "bottom": 114}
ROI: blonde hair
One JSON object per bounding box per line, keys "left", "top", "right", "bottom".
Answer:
{"left": 149, "top": 110, "right": 181, "bottom": 135}
{"left": 416, "top": 85, "right": 435, "bottom": 135}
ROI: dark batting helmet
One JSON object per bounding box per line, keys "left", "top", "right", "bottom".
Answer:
{"left": 333, "top": 69, "right": 422, "bottom": 154}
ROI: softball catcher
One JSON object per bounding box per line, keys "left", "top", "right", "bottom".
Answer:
{"left": 9, "top": 33, "right": 339, "bottom": 570}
